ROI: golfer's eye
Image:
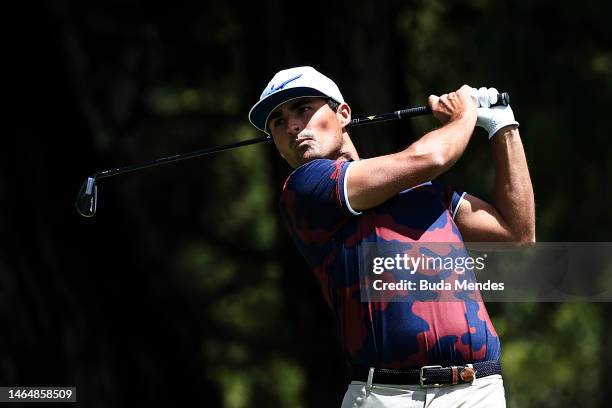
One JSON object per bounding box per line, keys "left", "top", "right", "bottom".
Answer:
{"left": 298, "top": 106, "right": 311, "bottom": 113}
{"left": 271, "top": 118, "right": 285, "bottom": 128}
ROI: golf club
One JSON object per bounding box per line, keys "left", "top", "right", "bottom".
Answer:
{"left": 75, "top": 92, "right": 510, "bottom": 217}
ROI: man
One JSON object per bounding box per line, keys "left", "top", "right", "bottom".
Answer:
{"left": 248, "top": 66, "right": 535, "bottom": 407}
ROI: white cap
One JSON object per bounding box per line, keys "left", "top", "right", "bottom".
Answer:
{"left": 248, "top": 66, "right": 345, "bottom": 134}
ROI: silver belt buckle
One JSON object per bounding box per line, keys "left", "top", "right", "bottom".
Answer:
{"left": 419, "top": 365, "right": 443, "bottom": 388}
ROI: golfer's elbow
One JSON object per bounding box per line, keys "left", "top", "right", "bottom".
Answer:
{"left": 517, "top": 205, "right": 536, "bottom": 246}
{"left": 525, "top": 228, "right": 537, "bottom": 245}
{"left": 516, "top": 235, "right": 536, "bottom": 247}
{"left": 514, "top": 226, "right": 536, "bottom": 246}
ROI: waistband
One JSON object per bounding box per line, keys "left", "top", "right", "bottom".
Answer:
{"left": 351, "top": 360, "right": 502, "bottom": 387}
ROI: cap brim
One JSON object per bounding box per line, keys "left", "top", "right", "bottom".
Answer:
{"left": 248, "top": 87, "right": 329, "bottom": 133}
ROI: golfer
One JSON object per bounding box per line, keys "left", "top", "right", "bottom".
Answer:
{"left": 248, "top": 66, "right": 535, "bottom": 407}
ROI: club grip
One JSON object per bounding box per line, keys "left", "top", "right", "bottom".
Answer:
{"left": 396, "top": 106, "right": 431, "bottom": 117}
{"left": 396, "top": 92, "right": 510, "bottom": 117}
{"left": 492, "top": 92, "right": 510, "bottom": 107}
{"left": 349, "top": 92, "right": 510, "bottom": 127}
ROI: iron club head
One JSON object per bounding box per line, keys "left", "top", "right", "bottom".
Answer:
{"left": 75, "top": 177, "right": 98, "bottom": 217}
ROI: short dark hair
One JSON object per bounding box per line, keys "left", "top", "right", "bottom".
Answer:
{"left": 327, "top": 98, "right": 340, "bottom": 112}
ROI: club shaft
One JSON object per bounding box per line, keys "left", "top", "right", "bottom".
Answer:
{"left": 92, "top": 106, "right": 430, "bottom": 179}
{"left": 90, "top": 92, "right": 509, "bottom": 180}
{"left": 348, "top": 106, "right": 431, "bottom": 126}
{"left": 94, "top": 136, "right": 272, "bottom": 179}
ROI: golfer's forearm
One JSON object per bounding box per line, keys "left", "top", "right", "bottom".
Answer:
{"left": 491, "top": 126, "right": 536, "bottom": 243}
{"left": 347, "top": 114, "right": 475, "bottom": 211}
{"left": 411, "top": 112, "right": 476, "bottom": 172}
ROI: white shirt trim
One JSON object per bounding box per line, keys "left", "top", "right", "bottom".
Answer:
{"left": 452, "top": 191, "right": 467, "bottom": 220}
{"left": 344, "top": 162, "right": 362, "bottom": 216}
{"left": 400, "top": 180, "right": 432, "bottom": 194}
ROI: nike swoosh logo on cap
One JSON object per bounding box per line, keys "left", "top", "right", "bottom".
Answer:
{"left": 263, "top": 74, "right": 303, "bottom": 97}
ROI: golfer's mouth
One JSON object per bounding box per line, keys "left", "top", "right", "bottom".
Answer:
{"left": 292, "top": 136, "right": 314, "bottom": 149}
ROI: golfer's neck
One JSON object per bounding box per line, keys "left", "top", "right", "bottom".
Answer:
{"left": 337, "top": 136, "right": 359, "bottom": 162}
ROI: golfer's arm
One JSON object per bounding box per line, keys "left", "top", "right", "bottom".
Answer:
{"left": 347, "top": 113, "right": 476, "bottom": 211}
{"left": 455, "top": 126, "right": 536, "bottom": 244}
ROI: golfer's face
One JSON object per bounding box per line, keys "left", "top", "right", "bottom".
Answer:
{"left": 268, "top": 97, "right": 343, "bottom": 168}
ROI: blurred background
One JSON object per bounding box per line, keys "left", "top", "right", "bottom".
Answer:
{"left": 3, "top": 0, "right": 611, "bottom": 407}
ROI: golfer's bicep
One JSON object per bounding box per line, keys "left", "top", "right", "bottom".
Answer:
{"left": 454, "top": 194, "right": 515, "bottom": 242}
{"left": 346, "top": 155, "right": 439, "bottom": 211}
{"left": 346, "top": 160, "right": 394, "bottom": 211}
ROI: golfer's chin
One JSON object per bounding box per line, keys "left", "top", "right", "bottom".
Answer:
{"left": 294, "top": 147, "right": 326, "bottom": 167}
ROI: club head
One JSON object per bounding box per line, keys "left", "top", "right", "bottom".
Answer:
{"left": 75, "top": 177, "right": 98, "bottom": 217}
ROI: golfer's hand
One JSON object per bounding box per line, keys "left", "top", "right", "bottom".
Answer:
{"left": 477, "top": 104, "right": 519, "bottom": 139}
{"left": 428, "top": 85, "right": 477, "bottom": 125}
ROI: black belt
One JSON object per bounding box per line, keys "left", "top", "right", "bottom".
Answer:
{"left": 351, "top": 361, "right": 502, "bottom": 387}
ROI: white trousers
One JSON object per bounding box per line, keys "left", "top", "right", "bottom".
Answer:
{"left": 341, "top": 374, "right": 506, "bottom": 408}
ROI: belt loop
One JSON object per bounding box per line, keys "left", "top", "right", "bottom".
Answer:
{"left": 366, "top": 367, "right": 375, "bottom": 397}
{"left": 451, "top": 366, "right": 458, "bottom": 385}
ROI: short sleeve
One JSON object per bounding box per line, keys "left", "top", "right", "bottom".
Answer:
{"left": 279, "top": 159, "right": 357, "bottom": 249}
{"left": 447, "top": 185, "right": 467, "bottom": 220}
{"left": 429, "top": 181, "right": 467, "bottom": 220}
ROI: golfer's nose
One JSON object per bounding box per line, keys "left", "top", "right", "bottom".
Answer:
{"left": 287, "top": 114, "right": 303, "bottom": 136}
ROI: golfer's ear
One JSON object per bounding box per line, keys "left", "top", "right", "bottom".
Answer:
{"left": 337, "top": 102, "right": 351, "bottom": 128}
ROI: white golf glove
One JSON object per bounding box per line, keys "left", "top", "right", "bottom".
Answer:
{"left": 472, "top": 87, "right": 519, "bottom": 139}
{"left": 470, "top": 86, "right": 501, "bottom": 108}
